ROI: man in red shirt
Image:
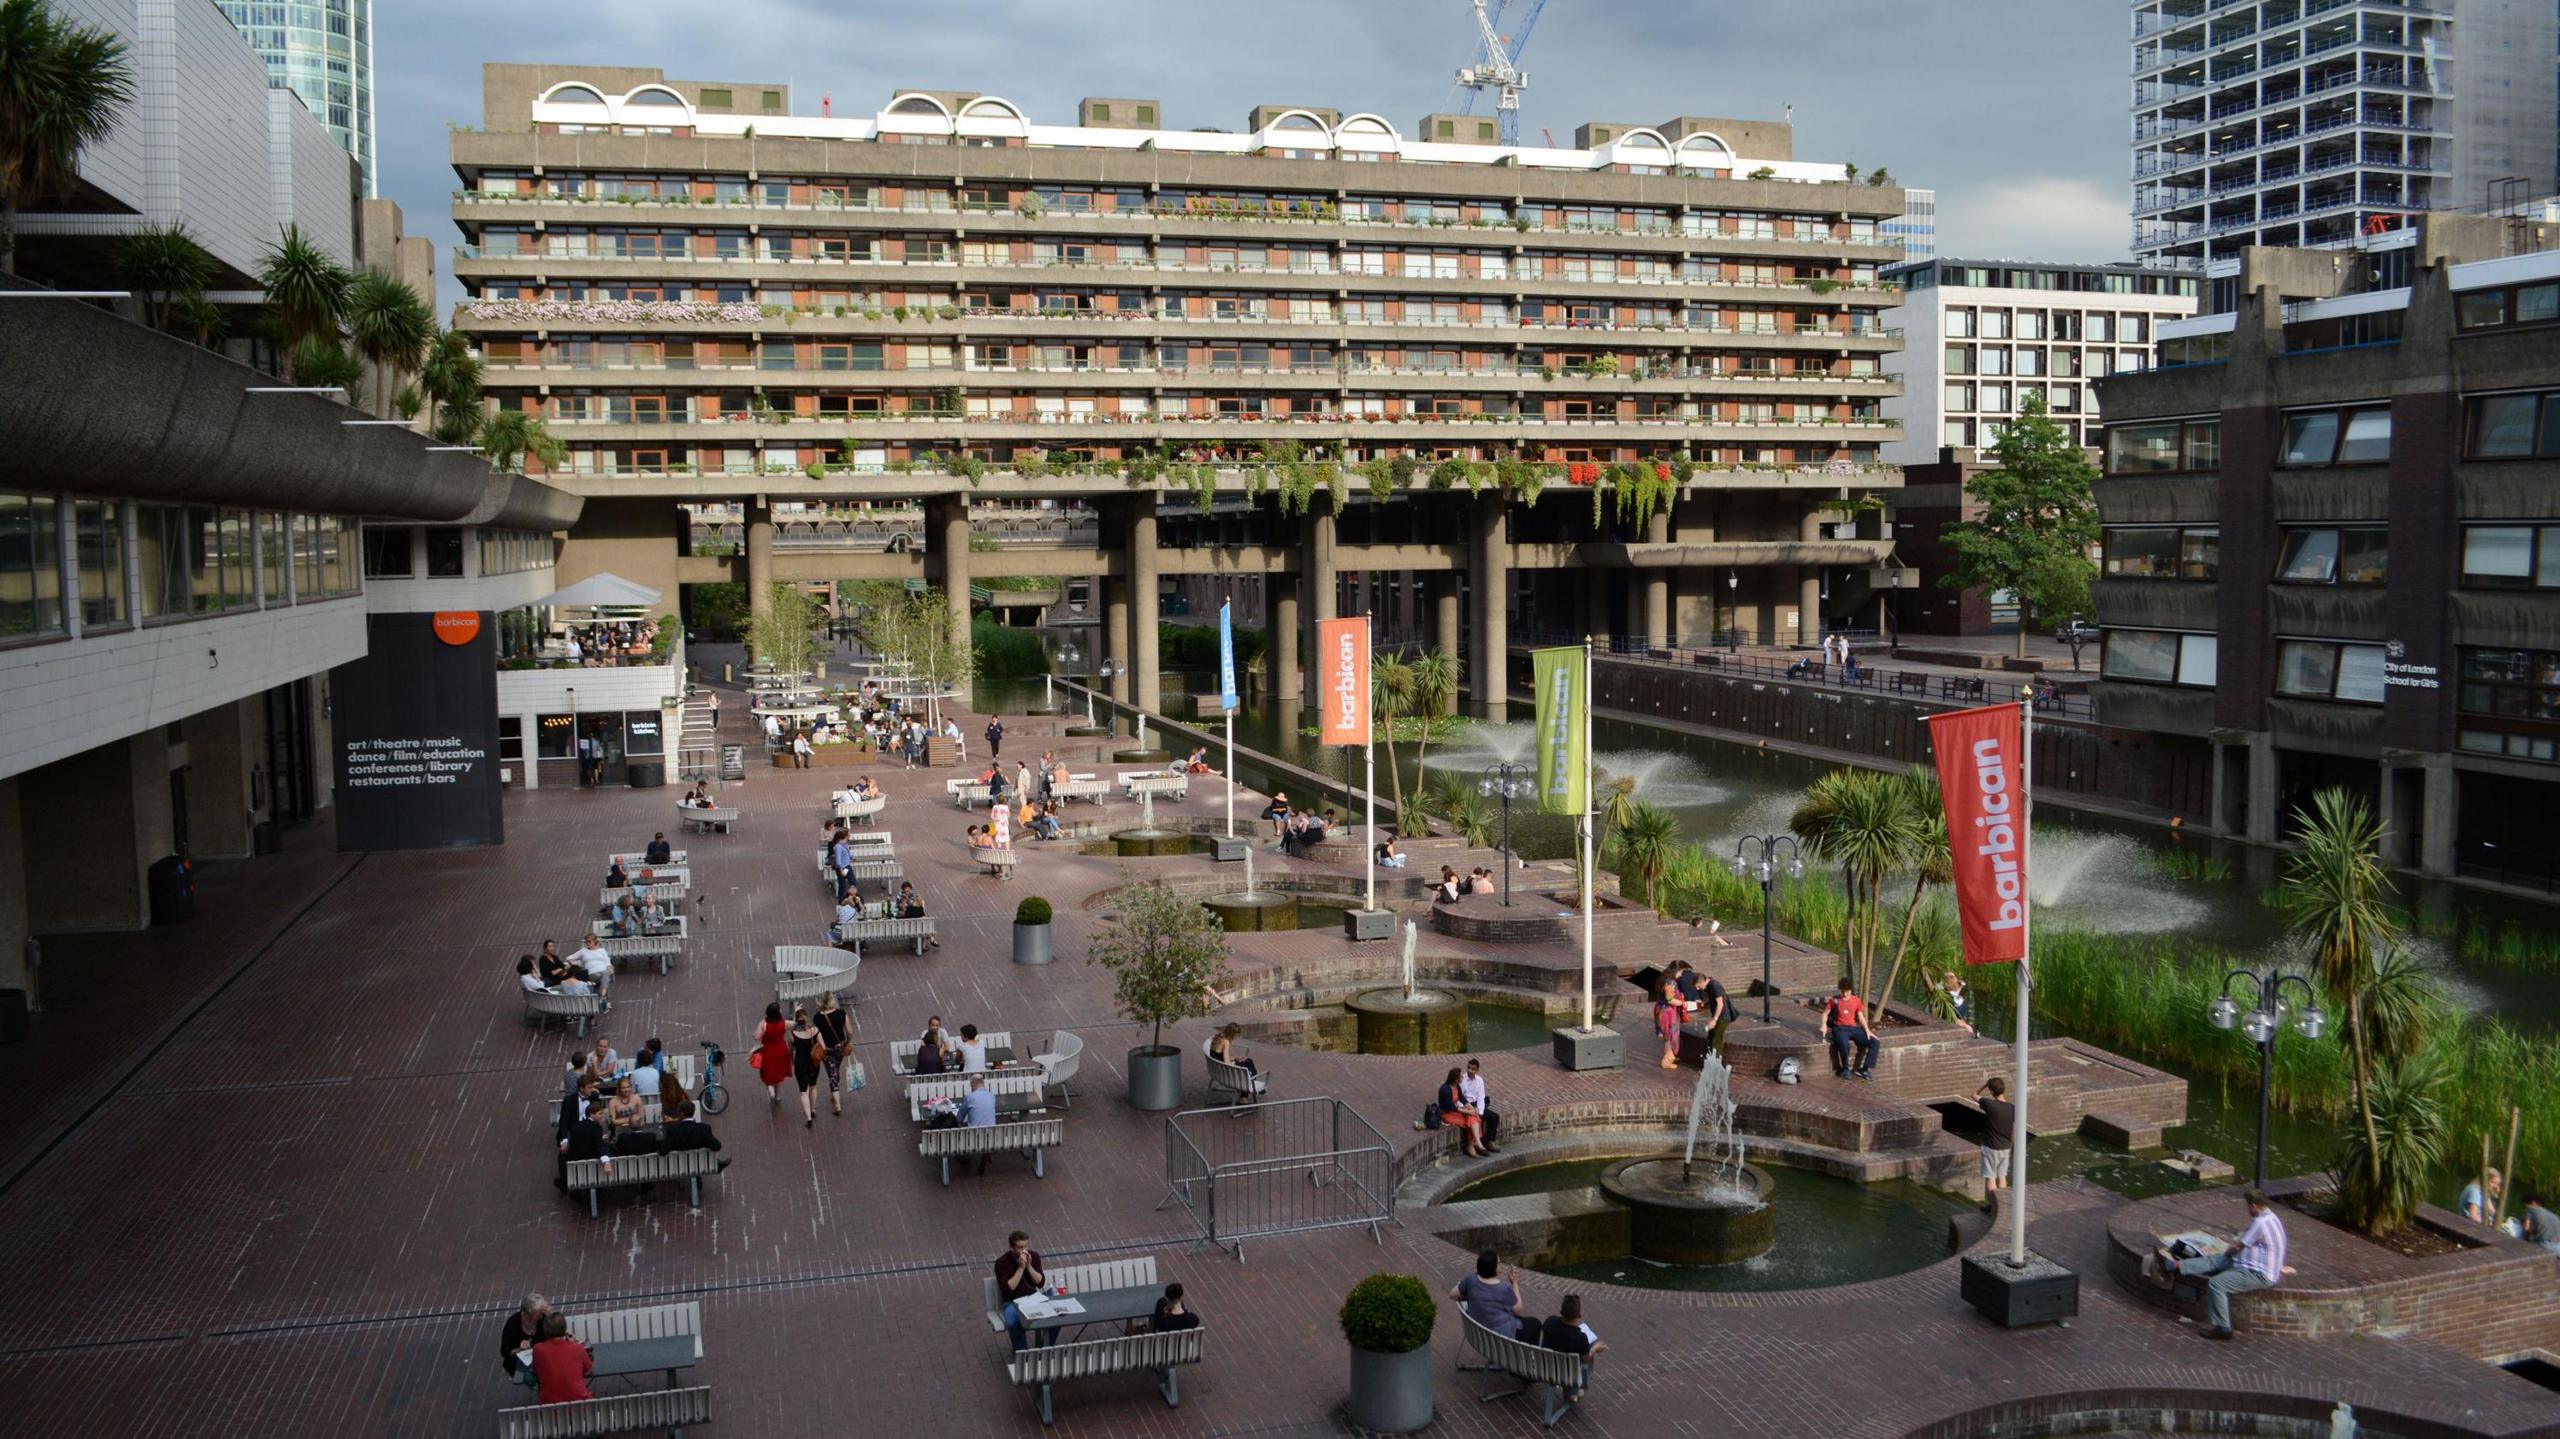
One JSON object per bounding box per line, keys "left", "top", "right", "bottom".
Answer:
{"left": 1820, "top": 976, "right": 1880, "bottom": 1080}
{"left": 529, "top": 1312, "right": 593, "bottom": 1403}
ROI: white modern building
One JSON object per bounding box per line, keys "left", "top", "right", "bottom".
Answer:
{"left": 1881, "top": 258, "right": 2199, "bottom": 462}
{"left": 2130, "top": 0, "right": 2559, "bottom": 268}
{"left": 30, "top": 0, "right": 358, "bottom": 288}
{"left": 215, "top": 0, "right": 376, "bottom": 195}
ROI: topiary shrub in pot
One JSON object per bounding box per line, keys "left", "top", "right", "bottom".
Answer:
{"left": 1339, "top": 1272, "right": 1437, "bottom": 1432}
{"left": 1012, "top": 895, "right": 1054, "bottom": 966}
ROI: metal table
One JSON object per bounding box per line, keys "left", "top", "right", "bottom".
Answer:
{"left": 1019, "top": 1283, "right": 1162, "bottom": 1344}
{"left": 588, "top": 1334, "right": 697, "bottom": 1391}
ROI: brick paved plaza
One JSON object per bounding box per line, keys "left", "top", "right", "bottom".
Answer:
{"left": 0, "top": 680, "right": 2554, "bottom": 1439}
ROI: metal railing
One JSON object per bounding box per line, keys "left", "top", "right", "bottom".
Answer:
{"left": 1516, "top": 630, "right": 2097, "bottom": 719}
{"left": 1158, "top": 1096, "right": 1395, "bottom": 1262}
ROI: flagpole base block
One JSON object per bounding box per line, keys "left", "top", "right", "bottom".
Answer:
{"left": 1210, "top": 836, "right": 1252, "bottom": 863}
{"left": 1551, "top": 1026, "right": 1625, "bottom": 1072}
{"left": 1960, "top": 1249, "right": 2079, "bottom": 1328}
{"left": 1343, "top": 907, "right": 1395, "bottom": 942}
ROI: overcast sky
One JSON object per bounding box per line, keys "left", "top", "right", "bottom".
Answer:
{"left": 376, "top": 0, "right": 2131, "bottom": 293}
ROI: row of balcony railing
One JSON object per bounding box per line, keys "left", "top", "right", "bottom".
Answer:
{"left": 552, "top": 457, "right": 1896, "bottom": 481}
{"left": 451, "top": 298, "right": 1899, "bottom": 339}
{"left": 485, "top": 357, "right": 1904, "bottom": 383}
{"left": 537, "top": 409, "right": 1897, "bottom": 430}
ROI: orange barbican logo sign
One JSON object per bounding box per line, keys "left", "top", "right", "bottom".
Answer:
{"left": 431, "top": 611, "right": 483, "bottom": 647}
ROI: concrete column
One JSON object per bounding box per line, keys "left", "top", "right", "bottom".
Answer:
{"left": 1128, "top": 501, "right": 1160, "bottom": 713}
{"left": 2418, "top": 756, "right": 2457, "bottom": 877}
{"left": 745, "top": 498, "right": 774, "bottom": 624}
{"left": 1471, "top": 493, "right": 1509, "bottom": 721}
{"left": 2244, "top": 733, "right": 2279, "bottom": 844}
{"left": 929, "top": 496, "right": 971, "bottom": 707}
{"left": 0, "top": 776, "right": 27, "bottom": 998}
{"left": 1267, "top": 578, "right": 1300, "bottom": 705}
{"left": 1580, "top": 567, "right": 1611, "bottom": 646}
{"left": 22, "top": 731, "right": 168, "bottom": 934}
{"left": 2209, "top": 742, "right": 2231, "bottom": 836}
{"left": 1798, "top": 568, "right": 1822, "bottom": 646}
{"left": 1103, "top": 575, "right": 1131, "bottom": 705}
{"left": 1432, "top": 573, "right": 1461, "bottom": 713}
{"left": 181, "top": 698, "right": 260, "bottom": 860}
{"left": 1302, "top": 495, "right": 1338, "bottom": 706}
{"left": 1643, "top": 510, "right": 1671, "bottom": 651}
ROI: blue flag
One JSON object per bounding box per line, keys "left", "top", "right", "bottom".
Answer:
{"left": 1217, "top": 601, "right": 1239, "bottom": 710}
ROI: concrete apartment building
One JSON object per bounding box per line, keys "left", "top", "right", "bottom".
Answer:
{"left": 215, "top": 0, "right": 377, "bottom": 193}
{"left": 2091, "top": 213, "right": 2560, "bottom": 889}
{"left": 2130, "top": 0, "right": 2559, "bottom": 269}
{"left": 448, "top": 66, "right": 1913, "bottom": 714}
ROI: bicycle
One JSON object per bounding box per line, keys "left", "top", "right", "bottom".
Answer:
{"left": 697, "top": 1039, "right": 730, "bottom": 1116}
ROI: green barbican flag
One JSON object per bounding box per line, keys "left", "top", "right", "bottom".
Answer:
{"left": 1531, "top": 645, "right": 1587, "bottom": 816}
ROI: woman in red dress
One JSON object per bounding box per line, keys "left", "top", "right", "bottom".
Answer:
{"left": 751, "top": 1000, "right": 791, "bottom": 1108}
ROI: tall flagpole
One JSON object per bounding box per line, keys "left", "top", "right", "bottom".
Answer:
{"left": 1221, "top": 598, "right": 1236, "bottom": 840}
{"left": 1363, "top": 721, "right": 1377, "bottom": 914}
{"left": 2010, "top": 684, "right": 2034, "bottom": 1267}
{"left": 1579, "top": 635, "right": 1596, "bottom": 1034}
{"left": 1224, "top": 708, "right": 1235, "bottom": 839}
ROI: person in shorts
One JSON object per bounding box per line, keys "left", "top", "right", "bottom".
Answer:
{"left": 1976, "top": 1074, "right": 2016, "bottom": 1207}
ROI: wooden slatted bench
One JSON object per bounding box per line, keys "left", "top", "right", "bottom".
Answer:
{"left": 1457, "top": 1311, "right": 1592, "bottom": 1427}
{"left": 891, "top": 1030, "right": 1014, "bottom": 1075}
{"left": 1116, "top": 772, "right": 1188, "bottom": 802}
{"left": 1048, "top": 777, "right": 1111, "bottom": 805}
{"left": 600, "top": 931, "right": 684, "bottom": 977}
{"left": 677, "top": 804, "right": 739, "bottom": 834}
{"left": 981, "top": 1257, "right": 1158, "bottom": 1334}
{"left": 603, "top": 865, "right": 690, "bottom": 890}
{"left": 563, "top": 1148, "right": 724, "bottom": 1218}
{"left": 523, "top": 990, "right": 603, "bottom": 1036}
{"left": 918, "top": 1116, "right": 1062, "bottom": 1185}
{"left": 947, "top": 778, "right": 996, "bottom": 810}
{"left": 607, "top": 849, "right": 688, "bottom": 868}
{"left": 773, "top": 944, "right": 857, "bottom": 977}
{"left": 1006, "top": 1327, "right": 1202, "bottom": 1426}
{"left": 598, "top": 888, "right": 689, "bottom": 912}
{"left": 843, "top": 916, "right": 937, "bottom": 955}
{"left": 830, "top": 794, "right": 886, "bottom": 824}
{"left": 1202, "top": 1037, "right": 1269, "bottom": 1105}
{"left": 573, "top": 1300, "right": 704, "bottom": 1379}
{"left": 497, "top": 1386, "right": 712, "bottom": 1438}
{"left": 972, "top": 847, "right": 1020, "bottom": 880}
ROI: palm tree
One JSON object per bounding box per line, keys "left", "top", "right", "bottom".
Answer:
{"left": 477, "top": 406, "right": 565, "bottom": 474}
{"left": 418, "top": 326, "right": 482, "bottom": 436}
{"left": 172, "top": 292, "right": 226, "bottom": 348}
{"left": 0, "top": 0, "right": 134, "bottom": 276}
{"left": 1370, "top": 649, "right": 1415, "bottom": 835}
{"left": 342, "top": 267, "right": 433, "bottom": 417}
{"left": 1871, "top": 766, "right": 1952, "bottom": 1015}
{"left": 1404, "top": 647, "right": 1460, "bottom": 835}
{"left": 1608, "top": 800, "right": 1682, "bottom": 909}
{"left": 257, "top": 222, "right": 350, "bottom": 364}
{"left": 117, "top": 222, "right": 211, "bottom": 332}
{"left": 1422, "top": 774, "right": 1493, "bottom": 847}
{"left": 1789, "top": 768, "right": 1925, "bottom": 999}
{"left": 2277, "top": 786, "right": 2399, "bottom": 1207}
{"left": 290, "top": 336, "right": 364, "bottom": 392}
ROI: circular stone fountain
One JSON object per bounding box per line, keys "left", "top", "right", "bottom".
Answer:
{"left": 1112, "top": 827, "right": 1191, "bottom": 857}
{"left": 1203, "top": 891, "right": 1298, "bottom": 930}
{"left": 1598, "top": 1157, "right": 1776, "bottom": 1264}
{"left": 1349, "top": 988, "right": 1469, "bottom": 1053}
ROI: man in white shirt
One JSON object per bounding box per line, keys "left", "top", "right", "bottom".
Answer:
{"left": 2147, "top": 1186, "right": 2291, "bottom": 1340}
{"left": 956, "top": 1024, "right": 990, "bottom": 1074}
{"left": 1458, "top": 1057, "right": 1502, "bottom": 1151}
{"left": 832, "top": 784, "right": 859, "bottom": 812}
{"left": 945, "top": 717, "right": 964, "bottom": 764}
{"left": 830, "top": 896, "right": 860, "bottom": 945}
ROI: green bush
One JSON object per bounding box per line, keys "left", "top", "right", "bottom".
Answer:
{"left": 1338, "top": 1273, "right": 1436, "bottom": 1354}
{"left": 971, "top": 616, "right": 1047, "bottom": 676}
{"left": 1015, "top": 897, "right": 1053, "bottom": 925}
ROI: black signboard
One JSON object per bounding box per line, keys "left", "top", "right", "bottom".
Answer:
{"left": 330, "top": 612, "right": 505, "bottom": 850}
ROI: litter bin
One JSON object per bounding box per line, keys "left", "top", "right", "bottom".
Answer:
{"left": 252, "top": 821, "right": 282, "bottom": 855}
{"left": 626, "top": 759, "right": 667, "bottom": 789}
{"left": 147, "top": 854, "right": 195, "bottom": 926}
{"left": 0, "top": 988, "right": 26, "bottom": 1044}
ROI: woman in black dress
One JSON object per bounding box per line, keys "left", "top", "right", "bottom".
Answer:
{"left": 812, "top": 992, "right": 853, "bottom": 1118}
{"left": 787, "top": 1005, "right": 825, "bottom": 1128}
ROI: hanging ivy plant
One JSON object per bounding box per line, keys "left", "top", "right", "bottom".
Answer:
{"left": 1389, "top": 454, "right": 1417, "bottom": 492}
{"left": 1359, "top": 456, "right": 1395, "bottom": 503}
{"left": 1430, "top": 458, "right": 1469, "bottom": 491}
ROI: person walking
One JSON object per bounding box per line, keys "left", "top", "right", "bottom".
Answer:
{"left": 2145, "top": 1186, "right": 2293, "bottom": 1340}
{"left": 985, "top": 716, "right": 1004, "bottom": 760}
{"left": 812, "top": 991, "right": 853, "bottom": 1118}
{"left": 787, "top": 1005, "right": 826, "bottom": 1128}
{"left": 750, "top": 1001, "right": 792, "bottom": 1108}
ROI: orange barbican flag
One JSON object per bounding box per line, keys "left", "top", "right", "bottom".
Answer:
{"left": 1925, "top": 702, "right": 2029, "bottom": 966}
{"left": 1316, "top": 616, "right": 1372, "bottom": 747}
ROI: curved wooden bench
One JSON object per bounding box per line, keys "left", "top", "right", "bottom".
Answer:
{"left": 1458, "top": 1310, "right": 1592, "bottom": 1426}
{"left": 523, "top": 990, "right": 602, "bottom": 1036}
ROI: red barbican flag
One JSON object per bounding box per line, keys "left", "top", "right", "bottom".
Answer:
{"left": 1926, "top": 702, "right": 2029, "bottom": 966}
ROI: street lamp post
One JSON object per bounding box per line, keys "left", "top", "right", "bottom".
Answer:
{"left": 1889, "top": 570, "right": 1903, "bottom": 653}
{"left": 1478, "top": 761, "right": 1528, "bottom": 907}
{"left": 1731, "top": 834, "right": 1804, "bottom": 1023}
{"left": 2210, "top": 967, "right": 2329, "bottom": 1187}
{"left": 1725, "top": 571, "right": 1741, "bottom": 653}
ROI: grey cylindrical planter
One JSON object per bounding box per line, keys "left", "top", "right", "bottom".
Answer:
{"left": 1125, "top": 1046, "right": 1184, "bottom": 1110}
{"left": 1346, "top": 1344, "right": 1435, "bottom": 1433}
{"left": 1011, "top": 922, "right": 1052, "bottom": 966}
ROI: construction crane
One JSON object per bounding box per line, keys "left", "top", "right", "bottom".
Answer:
{"left": 1455, "top": 0, "right": 1551, "bottom": 146}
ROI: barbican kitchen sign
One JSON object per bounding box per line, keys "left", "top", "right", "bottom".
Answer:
{"left": 2382, "top": 640, "right": 2440, "bottom": 691}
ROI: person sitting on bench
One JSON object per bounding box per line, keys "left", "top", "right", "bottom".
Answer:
{"left": 1820, "top": 976, "right": 1881, "bottom": 1080}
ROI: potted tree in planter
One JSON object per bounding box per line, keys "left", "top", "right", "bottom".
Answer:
{"left": 1087, "top": 879, "right": 1232, "bottom": 1110}
{"left": 1339, "top": 1273, "right": 1436, "bottom": 1432}
{"left": 1012, "top": 896, "right": 1054, "bottom": 966}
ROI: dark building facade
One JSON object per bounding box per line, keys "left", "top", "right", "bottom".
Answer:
{"left": 2093, "top": 215, "right": 2560, "bottom": 887}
